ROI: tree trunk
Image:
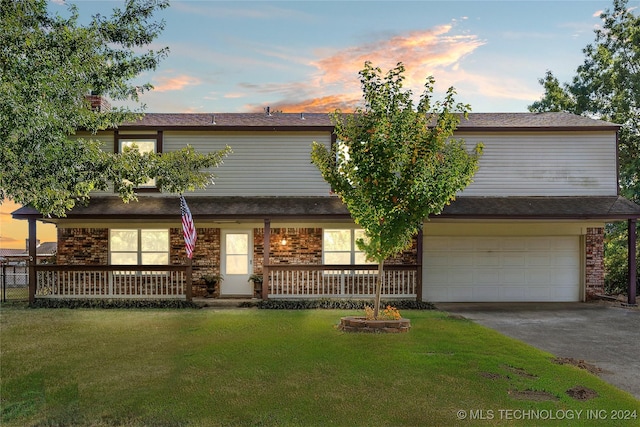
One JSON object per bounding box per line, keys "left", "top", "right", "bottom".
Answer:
{"left": 374, "top": 262, "right": 384, "bottom": 319}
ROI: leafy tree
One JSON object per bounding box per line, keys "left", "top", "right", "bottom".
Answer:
{"left": 0, "top": 0, "right": 230, "bottom": 217}
{"left": 528, "top": 0, "right": 639, "bottom": 293}
{"left": 312, "top": 62, "right": 482, "bottom": 318}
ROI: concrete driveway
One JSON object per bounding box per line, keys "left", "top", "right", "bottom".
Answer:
{"left": 435, "top": 301, "right": 640, "bottom": 400}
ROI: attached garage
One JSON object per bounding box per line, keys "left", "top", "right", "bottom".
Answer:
{"left": 423, "top": 235, "right": 582, "bottom": 302}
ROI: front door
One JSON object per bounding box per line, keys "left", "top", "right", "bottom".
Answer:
{"left": 221, "top": 230, "right": 253, "bottom": 296}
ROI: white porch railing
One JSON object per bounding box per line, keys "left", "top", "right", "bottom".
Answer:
{"left": 266, "top": 264, "right": 418, "bottom": 299}
{"left": 33, "top": 265, "right": 191, "bottom": 300}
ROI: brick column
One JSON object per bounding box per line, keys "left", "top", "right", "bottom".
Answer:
{"left": 585, "top": 227, "right": 605, "bottom": 300}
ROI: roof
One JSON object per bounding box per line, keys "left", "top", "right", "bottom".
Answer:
{"left": 115, "top": 112, "right": 619, "bottom": 131}
{"left": 437, "top": 196, "right": 640, "bottom": 219}
{"left": 0, "top": 242, "right": 57, "bottom": 258}
{"left": 13, "top": 196, "right": 640, "bottom": 221}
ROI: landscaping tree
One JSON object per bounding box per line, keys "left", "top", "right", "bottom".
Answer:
{"left": 528, "top": 0, "right": 639, "bottom": 293}
{"left": 0, "top": 0, "right": 230, "bottom": 217}
{"left": 311, "top": 62, "right": 482, "bottom": 318}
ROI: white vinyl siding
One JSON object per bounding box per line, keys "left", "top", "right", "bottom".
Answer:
{"left": 458, "top": 131, "right": 618, "bottom": 196}
{"left": 164, "top": 131, "right": 331, "bottom": 196}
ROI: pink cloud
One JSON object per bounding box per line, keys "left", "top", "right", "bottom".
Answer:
{"left": 246, "top": 23, "right": 485, "bottom": 113}
{"left": 152, "top": 74, "right": 202, "bottom": 92}
{"left": 312, "top": 25, "right": 485, "bottom": 89}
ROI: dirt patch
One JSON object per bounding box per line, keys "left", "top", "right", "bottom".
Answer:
{"left": 508, "top": 389, "right": 558, "bottom": 401}
{"left": 566, "top": 386, "right": 599, "bottom": 401}
{"left": 447, "top": 314, "right": 468, "bottom": 320}
{"left": 480, "top": 372, "right": 507, "bottom": 380}
{"left": 502, "top": 365, "right": 538, "bottom": 379}
{"left": 553, "top": 357, "right": 602, "bottom": 375}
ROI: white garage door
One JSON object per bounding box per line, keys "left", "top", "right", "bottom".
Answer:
{"left": 423, "top": 236, "right": 580, "bottom": 302}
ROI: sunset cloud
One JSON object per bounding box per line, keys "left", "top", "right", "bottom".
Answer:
{"left": 312, "top": 25, "right": 485, "bottom": 89}
{"left": 152, "top": 74, "right": 202, "bottom": 92}
{"left": 237, "top": 22, "right": 486, "bottom": 113}
{"left": 252, "top": 94, "right": 362, "bottom": 114}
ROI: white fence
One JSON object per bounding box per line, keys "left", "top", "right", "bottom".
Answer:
{"left": 34, "top": 265, "right": 191, "bottom": 300}
{"left": 266, "top": 265, "right": 418, "bottom": 299}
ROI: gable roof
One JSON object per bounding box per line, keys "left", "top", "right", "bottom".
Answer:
{"left": 116, "top": 112, "right": 619, "bottom": 132}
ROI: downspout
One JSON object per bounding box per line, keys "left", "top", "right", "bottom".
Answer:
{"left": 628, "top": 219, "right": 637, "bottom": 305}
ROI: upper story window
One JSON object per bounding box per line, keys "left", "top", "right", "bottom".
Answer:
{"left": 115, "top": 131, "right": 162, "bottom": 190}
{"left": 323, "top": 229, "right": 372, "bottom": 265}
{"left": 109, "top": 229, "right": 169, "bottom": 265}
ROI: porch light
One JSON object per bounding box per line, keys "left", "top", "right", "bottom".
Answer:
{"left": 281, "top": 236, "right": 287, "bottom": 245}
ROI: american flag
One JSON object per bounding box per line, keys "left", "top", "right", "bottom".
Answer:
{"left": 180, "top": 195, "right": 197, "bottom": 259}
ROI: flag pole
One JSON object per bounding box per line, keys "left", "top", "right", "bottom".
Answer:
{"left": 180, "top": 194, "right": 197, "bottom": 301}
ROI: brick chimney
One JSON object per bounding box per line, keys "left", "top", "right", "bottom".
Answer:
{"left": 85, "top": 94, "right": 111, "bottom": 112}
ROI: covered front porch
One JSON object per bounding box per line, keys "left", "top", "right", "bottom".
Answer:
{"left": 31, "top": 263, "right": 419, "bottom": 301}
{"left": 13, "top": 195, "right": 639, "bottom": 305}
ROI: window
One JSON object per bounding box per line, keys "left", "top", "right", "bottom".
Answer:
{"left": 323, "top": 229, "right": 372, "bottom": 265}
{"left": 110, "top": 229, "right": 169, "bottom": 265}
{"left": 118, "top": 138, "right": 157, "bottom": 188}
{"left": 115, "top": 132, "right": 162, "bottom": 189}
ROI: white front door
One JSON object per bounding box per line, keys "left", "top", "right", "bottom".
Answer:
{"left": 221, "top": 230, "right": 253, "bottom": 296}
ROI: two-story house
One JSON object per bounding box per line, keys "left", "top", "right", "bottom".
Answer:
{"left": 13, "top": 111, "right": 640, "bottom": 304}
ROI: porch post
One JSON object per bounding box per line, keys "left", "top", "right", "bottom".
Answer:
{"left": 628, "top": 219, "right": 637, "bottom": 305}
{"left": 28, "top": 218, "right": 37, "bottom": 304}
{"left": 416, "top": 229, "right": 423, "bottom": 302}
{"left": 185, "top": 258, "right": 193, "bottom": 302}
{"left": 262, "top": 219, "right": 270, "bottom": 301}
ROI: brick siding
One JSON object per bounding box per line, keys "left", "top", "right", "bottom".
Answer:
{"left": 254, "top": 228, "right": 323, "bottom": 273}
{"left": 585, "top": 227, "right": 605, "bottom": 299}
{"left": 57, "top": 228, "right": 108, "bottom": 265}
{"left": 170, "top": 227, "right": 220, "bottom": 281}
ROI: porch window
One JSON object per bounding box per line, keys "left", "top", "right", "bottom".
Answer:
{"left": 323, "top": 229, "right": 371, "bottom": 265}
{"left": 109, "top": 229, "right": 169, "bottom": 265}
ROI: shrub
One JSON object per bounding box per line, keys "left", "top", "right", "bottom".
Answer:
{"left": 29, "top": 299, "right": 201, "bottom": 309}
{"left": 252, "top": 299, "right": 434, "bottom": 310}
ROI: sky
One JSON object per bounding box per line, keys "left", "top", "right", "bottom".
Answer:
{"left": 0, "top": 0, "right": 634, "bottom": 249}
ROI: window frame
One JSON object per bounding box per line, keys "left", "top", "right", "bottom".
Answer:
{"left": 109, "top": 228, "right": 170, "bottom": 266}
{"left": 322, "top": 228, "right": 372, "bottom": 266}
{"left": 114, "top": 131, "right": 163, "bottom": 192}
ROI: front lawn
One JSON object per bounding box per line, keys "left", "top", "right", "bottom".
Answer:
{"left": 1, "top": 304, "right": 637, "bottom": 426}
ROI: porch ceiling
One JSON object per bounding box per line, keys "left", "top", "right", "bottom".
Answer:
{"left": 11, "top": 195, "right": 640, "bottom": 222}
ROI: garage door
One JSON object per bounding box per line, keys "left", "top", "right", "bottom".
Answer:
{"left": 423, "top": 236, "right": 580, "bottom": 302}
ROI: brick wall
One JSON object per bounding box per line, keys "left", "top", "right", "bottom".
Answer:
{"left": 57, "top": 228, "right": 108, "bottom": 265}
{"left": 254, "top": 228, "right": 323, "bottom": 273}
{"left": 170, "top": 227, "right": 220, "bottom": 282}
{"left": 585, "top": 227, "right": 605, "bottom": 299}
{"left": 57, "top": 226, "right": 418, "bottom": 276}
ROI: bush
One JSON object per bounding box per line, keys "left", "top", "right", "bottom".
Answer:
{"left": 249, "top": 298, "right": 434, "bottom": 310}
{"left": 604, "top": 222, "right": 640, "bottom": 295}
{"left": 29, "top": 299, "right": 201, "bottom": 309}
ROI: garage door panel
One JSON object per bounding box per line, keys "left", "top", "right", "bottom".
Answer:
{"left": 500, "top": 269, "right": 526, "bottom": 284}
{"left": 476, "top": 254, "right": 501, "bottom": 267}
{"left": 526, "top": 269, "right": 551, "bottom": 285}
{"left": 424, "top": 235, "right": 580, "bottom": 302}
{"left": 502, "top": 254, "right": 526, "bottom": 267}
{"left": 450, "top": 270, "right": 473, "bottom": 284}
{"left": 527, "top": 254, "right": 551, "bottom": 266}
{"left": 476, "top": 269, "right": 500, "bottom": 284}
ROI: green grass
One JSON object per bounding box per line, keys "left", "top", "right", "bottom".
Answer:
{"left": 1, "top": 304, "right": 638, "bottom": 426}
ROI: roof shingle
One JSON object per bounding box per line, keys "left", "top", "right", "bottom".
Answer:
{"left": 117, "top": 112, "right": 619, "bottom": 130}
